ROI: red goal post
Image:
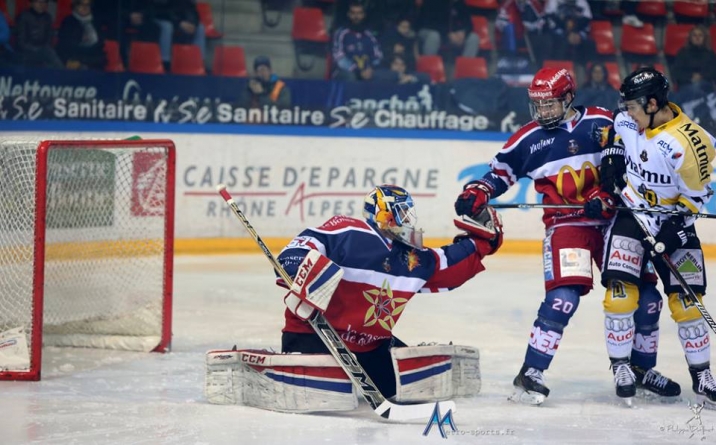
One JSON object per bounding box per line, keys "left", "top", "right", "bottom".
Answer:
{"left": 0, "top": 139, "right": 175, "bottom": 381}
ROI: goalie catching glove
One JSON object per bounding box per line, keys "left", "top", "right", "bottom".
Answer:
{"left": 284, "top": 250, "right": 343, "bottom": 320}
{"left": 453, "top": 206, "right": 504, "bottom": 256}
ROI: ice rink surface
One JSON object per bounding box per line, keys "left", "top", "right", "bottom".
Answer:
{"left": 2, "top": 253, "right": 715, "bottom": 445}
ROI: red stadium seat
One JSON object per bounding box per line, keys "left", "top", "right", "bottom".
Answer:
{"left": 620, "top": 23, "right": 657, "bottom": 56}
{"left": 212, "top": 45, "right": 247, "bottom": 77}
{"left": 416, "top": 55, "right": 446, "bottom": 83}
{"left": 53, "top": 0, "right": 72, "bottom": 28}
{"left": 171, "top": 44, "right": 206, "bottom": 76}
{"left": 464, "top": 0, "right": 499, "bottom": 10}
{"left": 454, "top": 56, "right": 488, "bottom": 79}
{"left": 604, "top": 62, "right": 622, "bottom": 90}
{"left": 104, "top": 40, "right": 125, "bottom": 72}
{"left": 129, "top": 41, "right": 165, "bottom": 74}
{"left": 470, "top": 15, "right": 494, "bottom": 51}
{"left": 664, "top": 23, "right": 695, "bottom": 58}
{"left": 291, "top": 7, "right": 329, "bottom": 43}
{"left": 542, "top": 60, "right": 576, "bottom": 84}
{"left": 635, "top": 1, "right": 668, "bottom": 18}
{"left": 673, "top": 0, "right": 709, "bottom": 19}
{"left": 590, "top": 21, "right": 616, "bottom": 56}
{"left": 197, "top": 2, "right": 223, "bottom": 39}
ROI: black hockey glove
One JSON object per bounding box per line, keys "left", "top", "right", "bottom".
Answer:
{"left": 600, "top": 151, "right": 627, "bottom": 195}
{"left": 454, "top": 180, "right": 492, "bottom": 217}
{"left": 648, "top": 217, "right": 688, "bottom": 257}
{"left": 584, "top": 189, "right": 617, "bottom": 220}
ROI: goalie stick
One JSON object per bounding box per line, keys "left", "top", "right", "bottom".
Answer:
{"left": 489, "top": 203, "right": 716, "bottom": 219}
{"left": 216, "top": 184, "right": 456, "bottom": 422}
{"left": 628, "top": 210, "right": 716, "bottom": 335}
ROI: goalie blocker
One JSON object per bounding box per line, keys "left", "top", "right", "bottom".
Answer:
{"left": 205, "top": 344, "right": 480, "bottom": 413}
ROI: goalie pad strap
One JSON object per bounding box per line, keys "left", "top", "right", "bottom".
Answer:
{"left": 391, "top": 344, "right": 481, "bottom": 403}
{"left": 205, "top": 349, "right": 357, "bottom": 413}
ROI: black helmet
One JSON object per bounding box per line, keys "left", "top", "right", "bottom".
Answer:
{"left": 619, "top": 67, "right": 669, "bottom": 109}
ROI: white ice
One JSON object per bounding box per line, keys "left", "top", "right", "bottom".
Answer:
{"left": 1, "top": 254, "right": 715, "bottom": 445}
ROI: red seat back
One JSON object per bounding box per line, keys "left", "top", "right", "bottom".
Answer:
{"left": 212, "top": 45, "right": 247, "bottom": 77}
{"left": 197, "top": 2, "right": 223, "bottom": 39}
{"left": 590, "top": 21, "right": 616, "bottom": 56}
{"left": 603, "top": 61, "right": 622, "bottom": 90}
{"left": 664, "top": 23, "right": 695, "bottom": 58}
{"left": 416, "top": 55, "right": 446, "bottom": 83}
{"left": 291, "top": 7, "right": 329, "bottom": 43}
{"left": 104, "top": 40, "right": 125, "bottom": 72}
{"left": 129, "top": 41, "right": 165, "bottom": 74}
{"left": 673, "top": 0, "right": 709, "bottom": 18}
{"left": 171, "top": 44, "right": 206, "bottom": 76}
{"left": 470, "top": 16, "right": 493, "bottom": 51}
{"left": 454, "top": 56, "right": 488, "bottom": 79}
{"left": 621, "top": 23, "right": 657, "bottom": 55}
{"left": 636, "top": 1, "right": 668, "bottom": 17}
{"left": 464, "top": 0, "right": 499, "bottom": 9}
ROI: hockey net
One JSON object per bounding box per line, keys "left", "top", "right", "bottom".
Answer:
{"left": 0, "top": 139, "right": 175, "bottom": 381}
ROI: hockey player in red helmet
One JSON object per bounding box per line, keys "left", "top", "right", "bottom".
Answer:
{"left": 527, "top": 67, "right": 576, "bottom": 130}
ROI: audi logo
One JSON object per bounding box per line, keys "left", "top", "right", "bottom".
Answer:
{"left": 612, "top": 237, "right": 644, "bottom": 254}
{"left": 679, "top": 323, "right": 708, "bottom": 340}
{"left": 605, "top": 316, "right": 635, "bottom": 331}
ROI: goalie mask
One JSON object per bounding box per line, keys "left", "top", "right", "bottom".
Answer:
{"left": 363, "top": 185, "right": 423, "bottom": 248}
{"left": 528, "top": 67, "right": 576, "bottom": 130}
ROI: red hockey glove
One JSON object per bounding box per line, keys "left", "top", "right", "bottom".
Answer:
{"left": 454, "top": 181, "right": 492, "bottom": 217}
{"left": 453, "top": 206, "right": 504, "bottom": 256}
{"left": 584, "top": 189, "right": 617, "bottom": 220}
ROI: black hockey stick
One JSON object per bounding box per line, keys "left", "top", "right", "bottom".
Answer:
{"left": 629, "top": 212, "right": 716, "bottom": 335}
{"left": 216, "top": 184, "right": 455, "bottom": 421}
{"left": 490, "top": 203, "right": 716, "bottom": 219}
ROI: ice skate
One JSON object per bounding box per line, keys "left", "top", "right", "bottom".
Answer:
{"left": 509, "top": 365, "right": 549, "bottom": 406}
{"left": 611, "top": 360, "right": 636, "bottom": 407}
{"left": 689, "top": 366, "right": 716, "bottom": 410}
{"left": 633, "top": 366, "right": 681, "bottom": 403}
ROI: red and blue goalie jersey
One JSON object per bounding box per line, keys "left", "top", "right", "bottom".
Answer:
{"left": 276, "top": 215, "right": 487, "bottom": 352}
{"left": 480, "top": 105, "right": 613, "bottom": 228}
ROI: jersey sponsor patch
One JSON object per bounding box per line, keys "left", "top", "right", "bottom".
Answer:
{"left": 543, "top": 233, "right": 554, "bottom": 281}
{"left": 670, "top": 249, "right": 705, "bottom": 287}
{"left": 607, "top": 235, "right": 644, "bottom": 278}
{"left": 558, "top": 248, "right": 592, "bottom": 278}
{"left": 529, "top": 325, "right": 561, "bottom": 356}
{"left": 633, "top": 331, "right": 659, "bottom": 354}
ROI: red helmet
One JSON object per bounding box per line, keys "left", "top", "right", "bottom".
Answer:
{"left": 528, "top": 68, "right": 576, "bottom": 129}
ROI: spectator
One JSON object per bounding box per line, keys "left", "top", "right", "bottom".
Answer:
{"left": 417, "top": 0, "right": 479, "bottom": 59}
{"left": 0, "top": 11, "right": 16, "bottom": 67}
{"left": 589, "top": 1, "right": 644, "bottom": 27}
{"left": 495, "top": 0, "right": 550, "bottom": 66}
{"left": 57, "top": 0, "right": 107, "bottom": 70}
{"left": 380, "top": 17, "right": 419, "bottom": 71}
{"left": 15, "top": 0, "right": 63, "bottom": 69}
{"left": 373, "top": 54, "right": 430, "bottom": 84}
{"left": 242, "top": 56, "right": 291, "bottom": 110}
{"left": 151, "top": 0, "right": 206, "bottom": 70}
{"left": 672, "top": 25, "right": 716, "bottom": 95}
{"left": 544, "top": 0, "right": 596, "bottom": 66}
{"left": 332, "top": 1, "right": 383, "bottom": 82}
{"left": 576, "top": 63, "right": 619, "bottom": 109}
{"left": 94, "top": 0, "right": 161, "bottom": 62}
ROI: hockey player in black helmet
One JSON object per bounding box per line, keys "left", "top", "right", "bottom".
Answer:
{"left": 585, "top": 65, "right": 716, "bottom": 408}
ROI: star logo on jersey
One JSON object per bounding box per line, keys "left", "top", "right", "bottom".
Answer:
{"left": 567, "top": 139, "right": 580, "bottom": 154}
{"left": 362, "top": 279, "right": 408, "bottom": 331}
{"left": 592, "top": 123, "right": 611, "bottom": 147}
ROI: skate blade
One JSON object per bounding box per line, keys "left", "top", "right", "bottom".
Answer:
{"left": 635, "top": 388, "right": 681, "bottom": 404}
{"left": 618, "top": 396, "right": 635, "bottom": 408}
{"left": 508, "top": 387, "right": 546, "bottom": 406}
{"left": 694, "top": 394, "right": 716, "bottom": 410}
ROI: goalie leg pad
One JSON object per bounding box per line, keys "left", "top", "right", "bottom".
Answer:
{"left": 205, "top": 349, "right": 358, "bottom": 413}
{"left": 390, "top": 344, "right": 481, "bottom": 403}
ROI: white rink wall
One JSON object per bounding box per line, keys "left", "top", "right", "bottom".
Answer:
{"left": 5, "top": 130, "right": 716, "bottom": 247}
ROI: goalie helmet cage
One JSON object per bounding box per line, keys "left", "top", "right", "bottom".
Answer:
{"left": 0, "top": 139, "right": 175, "bottom": 381}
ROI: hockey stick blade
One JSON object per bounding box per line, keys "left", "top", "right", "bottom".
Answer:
{"left": 490, "top": 203, "right": 716, "bottom": 219}
{"left": 216, "top": 184, "right": 455, "bottom": 421}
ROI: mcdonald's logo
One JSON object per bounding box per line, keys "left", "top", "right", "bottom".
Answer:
{"left": 556, "top": 162, "right": 599, "bottom": 202}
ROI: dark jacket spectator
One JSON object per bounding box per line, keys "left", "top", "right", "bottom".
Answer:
{"left": 380, "top": 18, "right": 419, "bottom": 71}
{"left": 576, "top": 63, "right": 620, "bottom": 109}
{"left": 373, "top": 54, "right": 430, "bottom": 84}
{"left": 544, "top": 0, "right": 595, "bottom": 65}
{"left": 416, "top": 0, "right": 479, "bottom": 58}
{"left": 495, "top": 0, "right": 550, "bottom": 65}
{"left": 332, "top": 1, "right": 383, "bottom": 81}
{"left": 150, "top": 0, "right": 205, "bottom": 65}
{"left": 0, "top": 10, "right": 16, "bottom": 66}
{"left": 94, "top": 0, "right": 160, "bottom": 44}
{"left": 242, "top": 56, "right": 291, "bottom": 111}
{"left": 57, "top": 0, "right": 107, "bottom": 70}
{"left": 15, "top": 0, "right": 63, "bottom": 68}
{"left": 672, "top": 25, "right": 716, "bottom": 93}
